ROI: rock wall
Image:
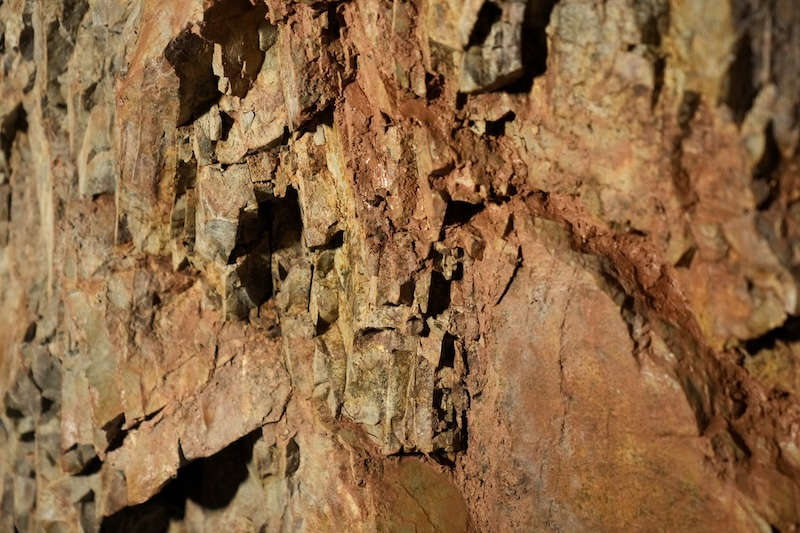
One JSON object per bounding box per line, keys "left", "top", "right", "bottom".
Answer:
{"left": 0, "top": 0, "right": 799, "bottom": 531}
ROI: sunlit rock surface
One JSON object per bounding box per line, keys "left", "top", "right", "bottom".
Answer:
{"left": 1, "top": 0, "right": 799, "bottom": 531}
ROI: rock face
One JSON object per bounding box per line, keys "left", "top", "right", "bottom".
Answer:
{"left": 0, "top": 0, "right": 799, "bottom": 531}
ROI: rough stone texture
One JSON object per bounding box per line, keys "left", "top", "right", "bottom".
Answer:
{"left": 0, "top": 0, "right": 799, "bottom": 531}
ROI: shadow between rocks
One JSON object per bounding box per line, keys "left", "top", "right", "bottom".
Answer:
{"left": 100, "top": 430, "right": 260, "bottom": 532}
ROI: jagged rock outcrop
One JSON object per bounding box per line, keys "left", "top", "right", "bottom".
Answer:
{"left": 1, "top": 0, "right": 799, "bottom": 531}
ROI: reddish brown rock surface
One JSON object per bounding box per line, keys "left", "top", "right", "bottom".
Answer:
{"left": 1, "top": 0, "right": 799, "bottom": 531}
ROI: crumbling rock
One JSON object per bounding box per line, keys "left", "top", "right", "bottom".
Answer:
{"left": 1, "top": 0, "right": 800, "bottom": 531}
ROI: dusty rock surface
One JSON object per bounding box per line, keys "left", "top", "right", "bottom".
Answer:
{"left": 0, "top": 0, "right": 799, "bottom": 531}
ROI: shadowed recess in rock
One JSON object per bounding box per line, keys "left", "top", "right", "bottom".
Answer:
{"left": 427, "top": 271, "right": 451, "bottom": 317}
{"left": 165, "top": 30, "right": 220, "bottom": 126}
{"left": 270, "top": 187, "right": 303, "bottom": 253}
{"left": 202, "top": 0, "right": 268, "bottom": 98}
{"left": 467, "top": 1, "right": 503, "bottom": 48}
{"left": 225, "top": 187, "right": 304, "bottom": 319}
{"left": 165, "top": 0, "right": 268, "bottom": 125}
{"left": 0, "top": 103, "right": 27, "bottom": 161}
{"left": 506, "top": 0, "right": 559, "bottom": 93}
{"left": 443, "top": 200, "right": 484, "bottom": 227}
{"left": 100, "top": 431, "right": 259, "bottom": 532}
{"left": 19, "top": 15, "right": 34, "bottom": 61}
{"left": 484, "top": 111, "right": 516, "bottom": 136}
{"left": 751, "top": 121, "right": 782, "bottom": 209}
{"left": 723, "top": 33, "right": 756, "bottom": 125}
{"left": 744, "top": 315, "right": 800, "bottom": 355}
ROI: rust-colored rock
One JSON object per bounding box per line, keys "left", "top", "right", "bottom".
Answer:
{"left": 1, "top": 0, "right": 799, "bottom": 531}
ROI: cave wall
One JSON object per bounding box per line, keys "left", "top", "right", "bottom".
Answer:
{"left": 0, "top": 0, "right": 799, "bottom": 531}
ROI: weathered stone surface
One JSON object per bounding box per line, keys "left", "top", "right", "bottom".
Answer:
{"left": 459, "top": 1, "right": 527, "bottom": 93}
{"left": 1, "top": 0, "right": 800, "bottom": 531}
